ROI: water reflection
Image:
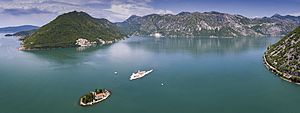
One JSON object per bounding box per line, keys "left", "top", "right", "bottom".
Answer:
{"left": 125, "top": 37, "right": 279, "bottom": 55}
{"left": 24, "top": 46, "right": 106, "bottom": 64}
{"left": 0, "top": 33, "right": 280, "bottom": 66}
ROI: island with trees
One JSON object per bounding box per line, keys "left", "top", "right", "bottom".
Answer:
{"left": 79, "top": 89, "right": 111, "bottom": 106}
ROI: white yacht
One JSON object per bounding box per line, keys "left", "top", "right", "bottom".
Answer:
{"left": 130, "top": 69, "right": 153, "bottom": 80}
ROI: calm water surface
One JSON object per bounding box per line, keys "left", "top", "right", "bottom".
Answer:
{"left": 0, "top": 34, "right": 299, "bottom": 113}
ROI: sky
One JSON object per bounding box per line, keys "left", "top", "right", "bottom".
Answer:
{"left": 0, "top": 0, "right": 299, "bottom": 27}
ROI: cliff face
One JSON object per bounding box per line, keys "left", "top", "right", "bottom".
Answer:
{"left": 265, "top": 26, "right": 300, "bottom": 77}
{"left": 117, "top": 11, "right": 300, "bottom": 37}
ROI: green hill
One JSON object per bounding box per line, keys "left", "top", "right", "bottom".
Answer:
{"left": 22, "top": 11, "right": 125, "bottom": 49}
{"left": 264, "top": 26, "right": 300, "bottom": 82}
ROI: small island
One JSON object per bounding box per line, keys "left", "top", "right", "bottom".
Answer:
{"left": 79, "top": 89, "right": 111, "bottom": 106}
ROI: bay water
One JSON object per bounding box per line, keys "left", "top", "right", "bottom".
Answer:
{"left": 0, "top": 34, "right": 299, "bottom": 113}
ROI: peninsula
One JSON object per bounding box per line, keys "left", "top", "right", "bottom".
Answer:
{"left": 264, "top": 26, "right": 300, "bottom": 84}
{"left": 20, "top": 11, "right": 126, "bottom": 50}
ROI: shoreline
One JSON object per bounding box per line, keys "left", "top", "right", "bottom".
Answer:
{"left": 263, "top": 50, "right": 300, "bottom": 85}
{"left": 18, "top": 38, "right": 127, "bottom": 51}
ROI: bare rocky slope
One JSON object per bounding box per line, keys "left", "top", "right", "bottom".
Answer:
{"left": 117, "top": 11, "right": 300, "bottom": 37}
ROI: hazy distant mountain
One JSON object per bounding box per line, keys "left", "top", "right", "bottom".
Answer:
{"left": 5, "top": 29, "right": 37, "bottom": 37}
{"left": 117, "top": 11, "right": 300, "bottom": 37}
{"left": 22, "top": 11, "right": 125, "bottom": 50}
{"left": 0, "top": 25, "right": 39, "bottom": 33}
{"left": 270, "top": 14, "right": 300, "bottom": 23}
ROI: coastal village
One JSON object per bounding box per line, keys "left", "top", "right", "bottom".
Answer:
{"left": 75, "top": 38, "right": 116, "bottom": 47}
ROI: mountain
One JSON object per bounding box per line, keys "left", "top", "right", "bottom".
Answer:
{"left": 264, "top": 26, "right": 300, "bottom": 82}
{"left": 18, "top": 11, "right": 300, "bottom": 50}
{"left": 22, "top": 11, "right": 126, "bottom": 50}
{"left": 270, "top": 14, "right": 300, "bottom": 23}
{"left": 117, "top": 12, "right": 300, "bottom": 37}
{"left": 0, "top": 25, "right": 39, "bottom": 33}
{"left": 5, "top": 29, "right": 37, "bottom": 37}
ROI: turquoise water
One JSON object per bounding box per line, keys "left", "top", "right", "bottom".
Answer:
{"left": 0, "top": 34, "right": 300, "bottom": 113}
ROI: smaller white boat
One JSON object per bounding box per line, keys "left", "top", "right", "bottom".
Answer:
{"left": 154, "top": 33, "right": 162, "bottom": 38}
{"left": 150, "top": 32, "right": 163, "bottom": 38}
{"left": 130, "top": 69, "right": 153, "bottom": 80}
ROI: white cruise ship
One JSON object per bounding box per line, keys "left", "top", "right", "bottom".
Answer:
{"left": 130, "top": 69, "right": 153, "bottom": 80}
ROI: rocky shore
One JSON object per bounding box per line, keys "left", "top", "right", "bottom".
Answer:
{"left": 263, "top": 50, "right": 300, "bottom": 85}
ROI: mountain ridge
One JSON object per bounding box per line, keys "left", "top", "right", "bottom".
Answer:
{"left": 18, "top": 11, "right": 300, "bottom": 50}
{"left": 0, "top": 25, "right": 39, "bottom": 33}
{"left": 117, "top": 11, "right": 300, "bottom": 37}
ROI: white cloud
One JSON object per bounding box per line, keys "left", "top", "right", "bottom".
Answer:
{"left": 290, "top": 12, "right": 300, "bottom": 16}
{"left": 0, "top": 13, "right": 57, "bottom": 27}
{"left": 0, "top": 0, "right": 174, "bottom": 27}
{"left": 0, "top": 0, "right": 86, "bottom": 14}
{"left": 105, "top": 1, "right": 174, "bottom": 21}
